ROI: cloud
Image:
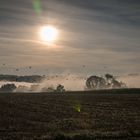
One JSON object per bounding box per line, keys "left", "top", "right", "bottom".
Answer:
{"left": 0, "top": 0, "right": 139, "bottom": 75}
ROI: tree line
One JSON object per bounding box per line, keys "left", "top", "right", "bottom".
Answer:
{"left": 0, "top": 74, "right": 126, "bottom": 92}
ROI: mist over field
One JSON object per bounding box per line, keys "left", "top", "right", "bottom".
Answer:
{"left": 0, "top": 74, "right": 139, "bottom": 92}
{"left": 119, "top": 74, "right": 140, "bottom": 88}
{"left": 0, "top": 74, "right": 85, "bottom": 91}
{"left": 40, "top": 74, "right": 86, "bottom": 91}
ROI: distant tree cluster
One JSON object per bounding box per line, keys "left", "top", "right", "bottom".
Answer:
{"left": 56, "top": 84, "right": 65, "bottom": 93}
{"left": 86, "top": 74, "right": 126, "bottom": 90}
{"left": 41, "top": 84, "right": 65, "bottom": 93}
{"left": 0, "top": 75, "right": 45, "bottom": 83}
{"left": 0, "top": 83, "right": 66, "bottom": 93}
{"left": 0, "top": 84, "right": 17, "bottom": 92}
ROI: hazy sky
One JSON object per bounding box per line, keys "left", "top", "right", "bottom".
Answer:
{"left": 0, "top": 0, "right": 140, "bottom": 75}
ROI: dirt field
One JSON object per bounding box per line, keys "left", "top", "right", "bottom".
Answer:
{"left": 0, "top": 90, "right": 140, "bottom": 140}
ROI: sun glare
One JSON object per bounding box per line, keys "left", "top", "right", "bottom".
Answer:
{"left": 40, "top": 26, "right": 58, "bottom": 43}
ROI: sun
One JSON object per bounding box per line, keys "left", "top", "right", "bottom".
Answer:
{"left": 39, "top": 25, "right": 58, "bottom": 42}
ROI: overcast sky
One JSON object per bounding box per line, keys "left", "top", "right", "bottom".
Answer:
{"left": 0, "top": 0, "right": 140, "bottom": 75}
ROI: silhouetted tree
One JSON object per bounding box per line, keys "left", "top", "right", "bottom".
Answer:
{"left": 105, "top": 74, "right": 114, "bottom": 80}
{"left": 112, "top": 79, "right": 126, "bottom": 88}
{"left": 86, "top": 76, "right": 106, "bottom": 89}
{"left": 86, "top": 74, "right": 126, "bottom": 90}
{"left": 105, "top": 74, "right": 114, "bottom": 87}
{"left": 56, "top": 84, "right": 65, "bottom": 93}
{"left": 0, "top": 84, "right": 16, "bottom": 92}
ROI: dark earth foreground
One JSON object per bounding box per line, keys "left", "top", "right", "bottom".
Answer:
{"left": 0, "top": 89, "right": 140, "bottom": 140}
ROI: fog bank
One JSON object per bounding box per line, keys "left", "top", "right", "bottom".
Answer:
{"left": 0, "top": 74, "right": 139, "bottom": 92}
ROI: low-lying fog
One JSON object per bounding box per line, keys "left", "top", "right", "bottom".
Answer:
{"left": 0, "top": 74, "right": 139, "bottom": 92}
